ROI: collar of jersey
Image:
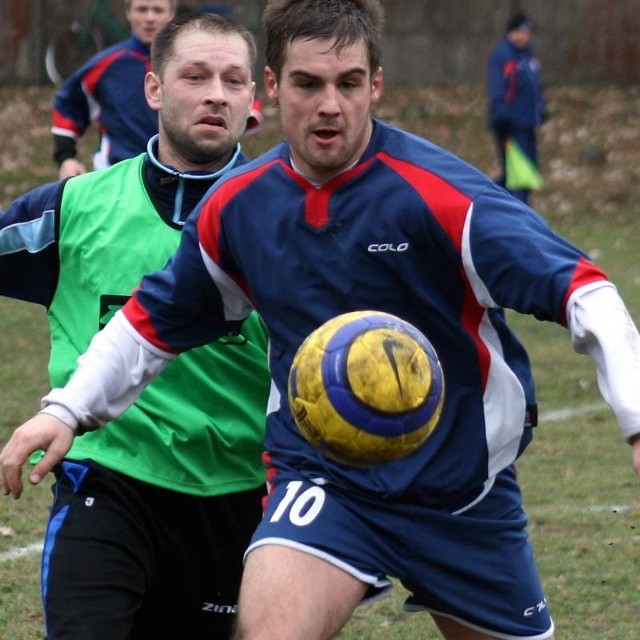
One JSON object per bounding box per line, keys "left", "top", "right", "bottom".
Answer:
{"left": 146, "top": 134, "right": 241, "bottom": 182}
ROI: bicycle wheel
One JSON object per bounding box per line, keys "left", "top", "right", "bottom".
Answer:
{"left": 45, "top": 21, "right": 104, "bottom": 85}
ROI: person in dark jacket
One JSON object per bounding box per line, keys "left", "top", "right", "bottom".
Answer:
{"left": 487, "top": 13, "right": 547, "bottom": 204}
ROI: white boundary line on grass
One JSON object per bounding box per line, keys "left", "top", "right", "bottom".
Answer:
{"left": 539, "top": 401, "right": 607, "bottom": 422}
{"left": 0, "top": 400, "right": 619, "bottom": 565}
{"left": 0, "top": 540, "right": 43, "bottom": 563}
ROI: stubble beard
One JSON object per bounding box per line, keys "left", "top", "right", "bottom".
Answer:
{"left": 168, "top": 128, "right": 234, "bottom": 169}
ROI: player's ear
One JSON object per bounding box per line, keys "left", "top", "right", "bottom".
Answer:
{"left": 370, "top": 66, "right": 383, "bottom": 104}
{"left": 145, "top": 71, "right": 162, "bottom": 111}
{"left": 264, "top": 67, "right": 279, "bottom": 106}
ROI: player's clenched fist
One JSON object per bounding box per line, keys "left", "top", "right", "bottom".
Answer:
{"left": 0, "top": 413, "right": 74, "bottom": 499}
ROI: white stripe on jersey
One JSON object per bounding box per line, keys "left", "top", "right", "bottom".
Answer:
{"left": 199, "top": 242, "right": 254, "bottom": 321}
{"left": 0, "top": 208, "right": 55, "bottom": 255}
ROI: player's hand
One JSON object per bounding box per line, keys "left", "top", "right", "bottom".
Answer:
{"left": 0, "top": 413, "right": 75, "bottom": 499}
{"left": 631, "top": 433, "right": 640, "bottom": 475}
{"left": 58, "top": 158, "right": 87, "bottom": 180}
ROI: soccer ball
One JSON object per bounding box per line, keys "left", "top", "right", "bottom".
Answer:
{"left": 287, "top": 311, "right": 445, "bottom": 466}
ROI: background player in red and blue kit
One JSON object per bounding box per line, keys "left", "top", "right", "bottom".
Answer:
{"left": 3, "top": 2, "right": 640, "bottom": 639}
{"left": 52, "top": 0, "right": 177, "bottom": 179}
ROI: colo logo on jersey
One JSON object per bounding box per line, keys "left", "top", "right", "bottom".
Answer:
{"left": 367, "top": 242, "right": 409, "bottom": 253}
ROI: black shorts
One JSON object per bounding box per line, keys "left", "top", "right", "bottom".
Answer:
{"left": 42, "top": 460, "right": 265, "bottom": 640}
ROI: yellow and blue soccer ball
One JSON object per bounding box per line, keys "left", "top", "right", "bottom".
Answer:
{"left": 287, "top": 311, "right": 445, "bottom": 466}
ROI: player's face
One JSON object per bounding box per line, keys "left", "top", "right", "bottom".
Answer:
{"left": 146, "top": 28, "right": 255, "bottom": 172}
{"left": 265, "top": 37, "right": 383, "bottom": 182}
{"left": 127, "top": 0, "right": 175, "bottom": 46}
{"left": 509, "top": 27, "right": 532, "bottom": 50}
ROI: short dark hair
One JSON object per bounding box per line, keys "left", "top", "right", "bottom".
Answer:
{"left": 262, "top": 0, "right": 384, "bottom": 80}
{"left": 151, "top": 11, "right": 257, "bottom": 79}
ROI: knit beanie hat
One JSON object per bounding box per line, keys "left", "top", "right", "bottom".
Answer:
{"left": 507, "top": 13, "right": 532, "bottom": 33}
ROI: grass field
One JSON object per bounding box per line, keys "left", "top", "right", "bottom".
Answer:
{"left": 1, "top": 83, "right": 639, "bottom": 639}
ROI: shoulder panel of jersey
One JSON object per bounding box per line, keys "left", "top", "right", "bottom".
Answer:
{"left": 196, "top": 151, "right": 284, "bottom": 267}
{"left": 0, "top": 180, "right": 63, "bottom": 305}
{"left": 82, "top": 40, "right": 148, "bottom": 95}
{"left": 373, "top": 119, "right": 609, "bottom": 319}
{"left": 0, "top": 181, "right": 62, "bottom": 256}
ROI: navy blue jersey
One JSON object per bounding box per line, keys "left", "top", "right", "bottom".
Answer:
{"left": 0, "top": 181, "right": 62, "bottom": 306}
{"left": 120, "top": 120, "right": 608, "bottom": 507}
{"left": 52, "top": 35, "right": 156, "bottom": 166}
{"left": 488, "top": 37, "right": 547, "bottom": 131}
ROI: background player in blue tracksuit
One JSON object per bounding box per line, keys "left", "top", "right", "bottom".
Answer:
{"left": 487, "top": 12, "right": 547, "bottom": 204}
{"left": 3, "top": 2, "right": 640, "bottom": 639}
{"left": 52, "top": 0, "right": 177, "bottom": 180}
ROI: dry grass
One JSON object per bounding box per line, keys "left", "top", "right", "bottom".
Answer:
{"left": 1, "top": 82, "right": 640, "bottom": 639}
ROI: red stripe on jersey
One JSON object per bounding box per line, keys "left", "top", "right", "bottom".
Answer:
{"left": 460, "top": 286, "right": 491, "bottom": 390}
{"left": 197, "top": 161, "right": 278, "bottom": 299}
{"left": 503, "top": 60, "right": 518, "bottom": 105}
{"left": 560, "top": 257, "right": 609, "bottom": 326}
{"left": 52, "top": 111, "right": 81, "bottom": 135}
{"left": 377, "top": 152, "right": 471, "bottom": 251}
{"left": 83, "top": 50, "right": 129, "bottom": 94}
{"left": 197, "top": 160, "right": 278, "bottom": 262}
{"left": 305, "top": 187, "right": 331, "bottom": 228}
{"left": 122, "top": 295, "right": 176, "bottom": 353}
{"left": 377, "top": 152, "right": 491, "bottom": 388}
{"left": 281, "top": 159, "right": 374, "bottom": 229}
{"left": 261, "top": 451, "right": 277, "bottom": 512}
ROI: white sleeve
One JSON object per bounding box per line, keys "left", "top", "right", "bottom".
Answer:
{"left": 567, "top": 282, "right": 640, "bottom": 442}
{"left": 40, "top": 311, "right": 175, "bottom": 432}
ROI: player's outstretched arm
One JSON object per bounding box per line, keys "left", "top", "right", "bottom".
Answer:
{"left": 0, "top": 413, "right": 74, "bottom": 499}
{"left": 568, "top": 285, "right": 640, "bottom": 468}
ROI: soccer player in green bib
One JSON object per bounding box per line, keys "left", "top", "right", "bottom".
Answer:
{"left": 0, "top": 12, "right": 269, "bottom": 640}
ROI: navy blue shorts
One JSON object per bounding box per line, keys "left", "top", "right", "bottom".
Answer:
{"left": 247, "top": 465, "right": 554, "bottom": 639}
